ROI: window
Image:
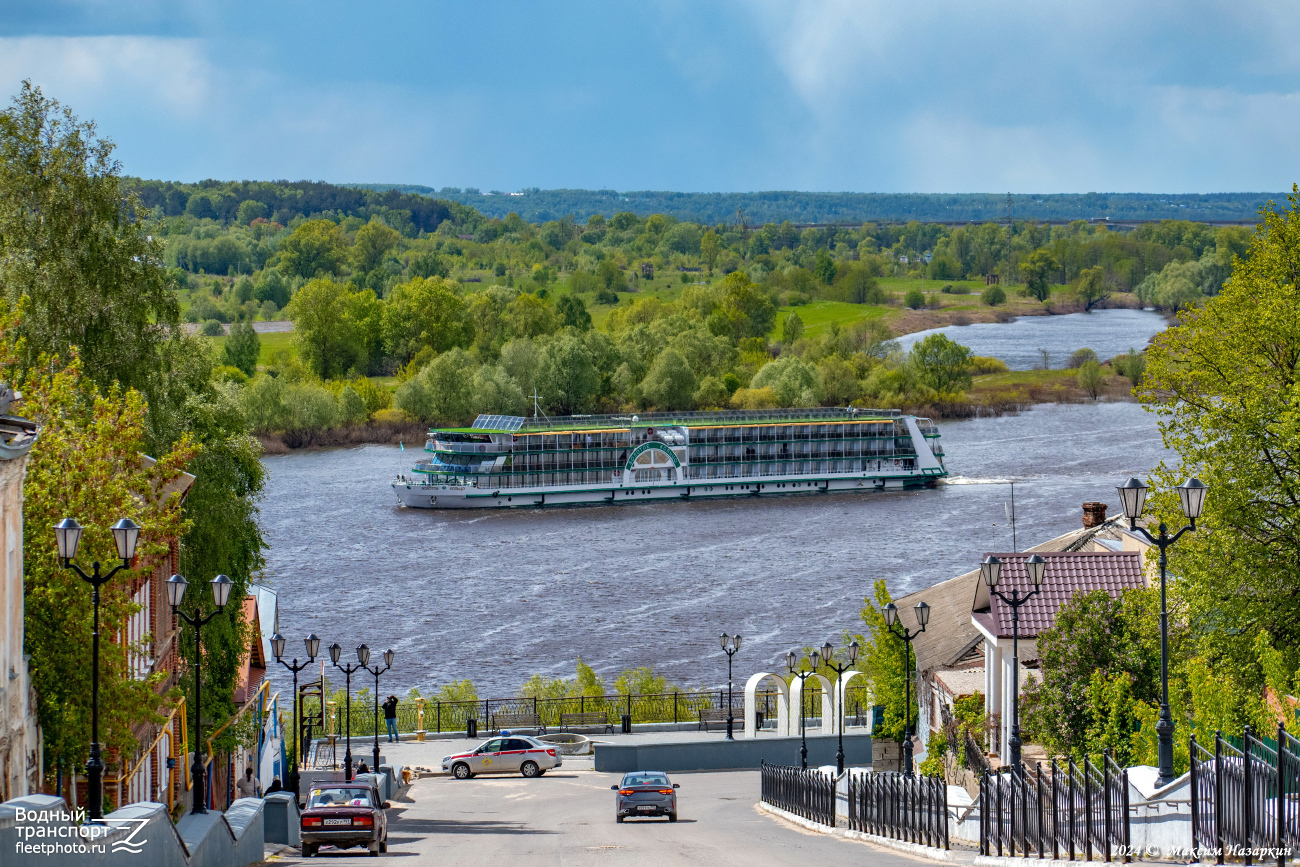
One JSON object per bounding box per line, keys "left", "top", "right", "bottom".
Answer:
{"left": 479, "top": 739, "right": 504, "bottom": 753}
{"left": 309, "top": 788, "right": 374, "bottom": 808}
{"left": 505, "top": 739, "right": 533, "bottom": 751}
{"left": 624, "top": 774, "right": 669, "bottom": 786}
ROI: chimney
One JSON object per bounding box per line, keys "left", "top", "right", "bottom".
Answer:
{"left": 1082, "top": 502, "right": 1108, "bottom": 528}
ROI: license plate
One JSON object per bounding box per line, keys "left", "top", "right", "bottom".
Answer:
{"left": 638, "top": 806, "right": 655, "bottom": 812}
{"left": 323, "top": 818, "right": 350, "bottom": 826}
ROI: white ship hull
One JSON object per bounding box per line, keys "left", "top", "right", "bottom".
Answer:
{"left": 391, "top": 469, "right": 934, "bottom": 509}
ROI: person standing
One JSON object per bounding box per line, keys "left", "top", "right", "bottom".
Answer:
{"left": 236, "top": 766, "right": 259, "bottom": 799}
{"left": 383, "top": 695, "right": 400, "bottom": 743}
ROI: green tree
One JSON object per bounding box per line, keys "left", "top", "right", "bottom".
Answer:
{"left": 817, "top": 356, "right": 860, "bottom": 405}
{"left": 236, "top": 199, "right": 267, "bottom": 224}
{"left": 751, "top": 356, "right": 819, "bottom": 407}
{"left": 908, "top": 334, "right": 972, "bottom": 393}
{"left": 596, "top": 258, "right": 624, "bottom": 292}
{"left": 286, "top": 279, "right": 365, "bottom": 378}
{"left": 639, "top": 348, "right": 696, "bottom": 410}
{"left": 904, "top": 287, "right": 925, "bottom": 309}
{"left": 1075, "top": 265, "right": 1110, "bottom": 311}
{"left": 1139, "top": 188, "right": 1300, "bottom": 685}
{"left": 700, "top": 230, "right": 721, "bottom": 269}
{"left": 781, "top": 312, "right": 804, "bottom": 346}
{"left": 382, "top": 276, "right": 473, "bottom": 364}
{"left": 0, "top": 82, "right": 179, "bottom": 394}
{"left": 539, "top": 334, "right": 599, "bottom": 414}
{"left": 980, "top": 284, "right": 1006, "bottom": 306}
{"left": 350, "top": 219, "right": 400, "bottom": 274}
{"left": 1018, "top": 249, "right": 1059, "bottom": 302}
{"left": 394, "top": 347, "right": 474, "bottom": 424}
{"left": 710, "top": 272, "right": 776, "bottom": 340}
{"left": 556, "top": 294, "right": 592, "bottom": 331}
{"left": 409, "top": 248, "right": 448, "bottom": 279}
{"left": 858, "top": 580, "right": 909, "bottom": 743}
{"left": 506, "top": 292, "right": 559, "bottom": 339}
{"left": 277, "top": 219, "right": 347, "bottom": 279}
{"left": 254, "top": 270, "right": 291, "bottom": 308}
{"left": 1077, "top": 359, "right": 1103, "bottom": 399}
{"left": 813, "top": 248, "right": 837, "bottom": 284}
{"left": 223, "top": 322, "right": 260, "bottom": 376}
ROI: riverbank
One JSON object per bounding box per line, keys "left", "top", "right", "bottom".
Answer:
{"left": 904, "top": 368, "right": 1137, "bottom": 419}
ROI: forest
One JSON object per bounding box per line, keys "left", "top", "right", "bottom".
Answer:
{"left": 131, "top": 177, "right": 1251, "bottom": 441}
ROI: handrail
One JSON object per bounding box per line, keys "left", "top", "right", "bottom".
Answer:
{"left": 204, "top": 678, "right": 273, "bottom": 772}
{"left": 103, "top": 696, "right": 188, "bottom": 811}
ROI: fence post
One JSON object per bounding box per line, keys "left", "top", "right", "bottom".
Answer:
{"left": 1085, "top": 756, "right": 1093, "bottom": 862}
{"left": 1051, "top": 759, "right": 1060, "bottom": 862}
{"left": 1121, "top": 764, "right": 1131, "bottom": 864}
{"left": 1104, "top": 748, "right": 1113, "bottom": 863}
{"left": 626, "top": 692, "right": 632, "bottom": 726}
{"left": 1243, "top": 725, "right": 1254, "bottom": 867}
{"left": 1215, "top": 732, "right": 1224, "bottom": 866}
{"left": 943, "top": 773, "right": 950, "bottom": 850}
{"left": 1069, "top": 758, "right": 1077, "bottom": 862}
{"left": 674, "top": 692, "right": 678, "bottom": 725}
{"left": 1036, "top": 762, "right": 1045, "bottom": 858}
{"left": 1277, "top": 723, "right": 1286, "bottom": 867}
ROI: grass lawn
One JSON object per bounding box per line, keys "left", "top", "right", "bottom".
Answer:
{"left": 774, "top": 301, "right": 889, "bottom": 338}
{"left": 206, "top": 330, "right": 295, "bottom": 367}
{"left": 973, "top": 369, "right": 1082, "bottom": 388}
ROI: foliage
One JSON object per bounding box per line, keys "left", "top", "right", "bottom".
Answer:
{"left": 1077, "top": 360, "right": 1103, "bottom": 399}
{"left": 858, "top": 579, "right": 911, "bottom": 743}
{"left": 918, "top": 731, "right": 947, "bottom": 777}
{"left": 394, "top": 348, "right": 474, "bottom": 424}
{"left": 908, "top": 334, "right": 972, "bottom": 393}
{"left": 904, "top": 287, "right": 925, "bottom": 309}
{"left": 639, "top": 348, "right": 696, "bottom": 410}
{"left": 382, "top": 276, "right": 472, "bottom": 364}
{"left": 781, "top": 312, "right": 804, "bottom": 345}
{"left": 981, "top": 285, "right": 1006, "bottom": 306}
{"left": 223, "top": 322, "right": 260, "bottom": 376}
{"left": 1067, "top": 347, "right": 1098, "bottom": 369}
{"left": 614, "top": 666, "right": 681, "bottom": 697}
{"left": 1110, "top": 349, "right": 1146, "bottom": 385}
{"left": 277, "top": 219, "right": 348, "bottom": 279}
{"left": 1074, "top": 265, "right": 1110, "bottom": 311}
{"left": 1018, "top": 249, "right": 1059, "bottom": 302}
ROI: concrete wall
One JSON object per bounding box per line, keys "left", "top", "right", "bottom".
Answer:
{"left": 0, "top": 453, "right": 38, "bottom": 801}
{"left": 594, "top": 733, "right": 872, "bottom": 773}
{"left": 0, "top": 792, "right": 265, "bottom": 867}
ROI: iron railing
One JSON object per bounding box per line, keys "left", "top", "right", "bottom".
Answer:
{"left": 760, "top": 761, "right": 836, "bottom": 827}
{"left": 1191, "top": 725, "right": 1300, "bottom": 867}
{"left": 981, "top": 753, "right": 1130, "bottom": 862}
{"left": 848, "top": 771, "right": 949, "bottom": 848}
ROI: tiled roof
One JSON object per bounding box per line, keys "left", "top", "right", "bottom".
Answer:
{"left": 972, "top": 551, "right": 1144, "bottom": 639}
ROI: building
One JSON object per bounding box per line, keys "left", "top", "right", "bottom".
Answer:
{"left": 0, "top": 393, "right": 38, "bottom": 801}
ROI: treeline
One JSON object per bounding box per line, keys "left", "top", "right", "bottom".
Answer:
{"left": 350, "top": 184, "right": 1284, "bottom": 225}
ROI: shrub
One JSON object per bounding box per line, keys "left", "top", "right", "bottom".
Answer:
{"left": 370, "top": 407, "right": 412, "bottom": 425}
{"left": 981, "top": 285, "right": 1006, "bottom": 306}
{"left": 201, "top": 319, "right": 224, "bottom": 336}
{"left": 969, "top": 355, "right": 1009, "bottom": 375}
{"left": 1067, "top": 347, "right": 1099, "bottom": 369}
{"left": 594, "top": 288, "right": 619, "bottom": 305}
{"left": 918, "top": 731, "right": 948, "bottom": 778}
{"left": 729, "top": 386, "right": 779, "bottom": 410}
{"left": 904, "top": 287, "right": 925, "bottom": 309}
{"left": 1077, "top": 360, "right": 1104, "bottom": 399}
{"left": 940, "top": 283, "right": 957, "bottom": 294}
{"left": 212, "top": 365, "right": 248, "bottom": 385}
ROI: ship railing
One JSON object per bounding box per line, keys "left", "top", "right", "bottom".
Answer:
{"left": 512, "top": 407, "right": 903, "bottom": 431}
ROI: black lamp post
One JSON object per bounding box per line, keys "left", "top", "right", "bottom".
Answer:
{"left": 330, "top": 643, "right": 365, "bottom": 779}
{"left": 166, "top": 572, "right": 235, "bottom": 815}
{"left": 359, "top": 645, "right": 395, "bottom": 774}
{"left": 54, "top": 517, "right": 141, "bottom": 822}
{"left": 883, "top": 600, "right": 929, "bottom": 775}
{"left": 271, "top": 632, "right": 320, "bottom": 797}
{"left": 720, "top": 633, "right": 742, "bottom": 740}
{"left": 785, "top": 650, "right": 821, "bottom": 769}
{"left": 981, "top": 553, "right": 1045, "bottom": 771}
{"left": 818, "top": 640, "right": 860, "bottom": 776}
{"left": 1117, "top": 476, "right": 1208, "bottom": 787}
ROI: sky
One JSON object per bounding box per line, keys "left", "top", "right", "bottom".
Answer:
{"left": 3, "top": 1, "right": 1299, "bottom": 194}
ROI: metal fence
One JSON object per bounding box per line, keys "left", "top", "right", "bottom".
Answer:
{"left": 760, "top": 761, "right": 837, "bottom": 827}
{"left": 848, "top": 771, "right": 949, "bottom": 849}
{"left": 981, "top": 753, "right": 1130, "bottom": 862}
{"left": 1192, "top": 725, "right": 1300, "bottom": 867}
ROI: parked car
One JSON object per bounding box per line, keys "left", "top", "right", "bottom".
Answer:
{"left": 612, "top": 771, "right": 679, "bottom": 822}
{"left": 300, "top": 780, "right": 390, "bottom": 857}
{"left": 442, "top": 735, "right": 563, "bottom": 779}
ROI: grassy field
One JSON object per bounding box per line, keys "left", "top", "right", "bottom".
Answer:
{"left": 207, "top": 330, "right": 295, "bottom": 367}
{"left": 775, "top": 301, "right": 890, "bottom": 337}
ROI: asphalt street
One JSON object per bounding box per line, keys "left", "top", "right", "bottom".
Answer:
{"left": 275, "top": 769, "right": 928, "bottom": 866}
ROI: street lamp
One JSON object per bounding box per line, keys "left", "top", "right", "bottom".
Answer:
{"left": 720, "top": 633, "right": 742, "bottom": 740}
{"left": 271, "top": 632, "right": 320, "bottom": 797}
{"left": 818, "top": 640, "right": 860, "bottom": 776}
{"left": 166, "top": 572, "right": 234, "bottom": 815}
{"left": 360, "top": 646, "right": 396, "bottom": 774}
{"left": 981, "top": 553, "right": 1045, "bottom": 770}
{"left": 53, "top": 517, "right": 141, "bottom": 821}
{"left": 330, "top": 643, "right": 366, "bottom": 779}
{"left": 1117, "top": 476, "right": 1208, "bottom": 787}
{"left": 883, "top": 600, "right": 929, "bottom": 775}
{"left": 785, "top": 649, "right": 821, "bottom": 769}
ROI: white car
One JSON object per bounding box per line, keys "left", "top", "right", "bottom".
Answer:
{"left": 442, "top": 735, "right": 563, "bottom": 779}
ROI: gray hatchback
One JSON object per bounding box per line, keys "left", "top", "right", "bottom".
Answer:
{"left": 612, "top": 771, "right": 679, "bottom": 822}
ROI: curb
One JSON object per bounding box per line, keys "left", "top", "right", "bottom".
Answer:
{"left": 758, "top": 801, "right": 962, "bottom": 862}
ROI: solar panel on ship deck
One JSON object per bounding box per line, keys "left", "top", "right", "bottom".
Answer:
{"left": 472, "top": 415, "right": 523, "bottom": 431}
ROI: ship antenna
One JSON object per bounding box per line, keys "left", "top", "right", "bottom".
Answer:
{"left": 530, "top": 387, "right": 550, "bottom": 421}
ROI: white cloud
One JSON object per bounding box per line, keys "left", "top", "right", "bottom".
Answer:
{"left": 0, "top": 36, "right": 214, "bottom": 118}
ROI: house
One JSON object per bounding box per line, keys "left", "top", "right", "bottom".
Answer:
{"left": 0, "top": 394, "right": 38, "bottom": 801}
{"left": 898, "top": 503, "right": 1154, "bottom": 763}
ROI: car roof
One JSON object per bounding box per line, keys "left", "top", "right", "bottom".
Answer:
{"left": 623, "top": 771, "right": 669, "bottom": 777}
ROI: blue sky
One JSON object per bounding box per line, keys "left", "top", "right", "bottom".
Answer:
{"left": 3, "top": 2, "right": 1298, "bottom": 193}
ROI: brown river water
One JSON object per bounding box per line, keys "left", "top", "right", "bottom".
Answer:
{"left": 258, "top": 400, "right": 1170, "bottom": 698}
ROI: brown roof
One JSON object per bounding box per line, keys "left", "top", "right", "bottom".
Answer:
{"left": 972, "top": 551, "right": 1144, "bottom": 639}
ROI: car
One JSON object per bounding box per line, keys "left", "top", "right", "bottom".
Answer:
{"left": 442, "top": 735, "right": 564, "bottom": 779}
{"left": 612, "top": 771, "right": 679, "bottom": 822}
{"left": 300, "top": 779, "right": 390, "bottom": 857}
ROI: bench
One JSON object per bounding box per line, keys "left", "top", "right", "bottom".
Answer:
{"left": 698, "top": 707, "right": 741, "bottom": 731}
{"left": 490, "top": 712, "right": 546, "bottom": 734}
{"left": 559, "top": 712, "right": 614, "bottom": 733}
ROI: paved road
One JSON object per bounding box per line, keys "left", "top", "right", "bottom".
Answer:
{"left": 277, "top": 769, "right": 924, "bottom": 867}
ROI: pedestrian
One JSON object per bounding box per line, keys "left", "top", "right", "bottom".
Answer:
{"left": 265, "top": 777, "right": 283, "bottom": 794}
{"left": 236, "top": 767, "right": 258, "bottom": 799}
{"left": 356, "top": 762, "right": 370, "bottom": 775}
{"left": 383, "top": 695, "right": 400, "bottom": 743}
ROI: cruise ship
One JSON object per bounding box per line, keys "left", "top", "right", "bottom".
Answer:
{"left": 391, "top": 408, "right": 946, "bottom": 509}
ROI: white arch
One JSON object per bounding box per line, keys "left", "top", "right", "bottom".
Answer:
{"left": 789, "top": 673, "right": 836, "bottom": 735}
{"left": 743, "top": 672, "right": 789, "bottom": 738}
{"left": 835, "top": 671, "right": 872, "bottom": 733}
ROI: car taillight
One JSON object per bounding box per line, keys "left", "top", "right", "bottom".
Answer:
{"left": 547, "top": 749, "right": 556, "bottom": 757}
{"left": 618, "top": 789, "right": 634, "bottom": 795}
{"left": 658, "top": 789, "right": 674, "bottom": 795}
{"left": 302, "top": 817, "right": 322, "bottom": 827}
{"left": 354, "top": 815, "right": 374, "bottom": 826}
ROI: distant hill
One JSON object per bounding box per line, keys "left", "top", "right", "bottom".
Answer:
{"left": 345, "top": 185, "right": 1282, "bottom": 224}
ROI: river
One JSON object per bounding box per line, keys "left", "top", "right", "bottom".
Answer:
{"left": 259, "top": 400, "right": 1172, "bottom": 699}
{"left": 896, "top": 308, "right": 1168, "bottom": 370}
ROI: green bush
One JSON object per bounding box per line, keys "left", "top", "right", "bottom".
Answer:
{"left": 1067, "top": 347, "right": 1099, "bottom": 369}
{"left": 904, "top": 287, "right": 925, "bottom": 309}
{"left": 1077, "top": 359, "right": 1104, "bottom": 399}
{"left": 969, "top": 355, "right": 1009, "bottom": 375}
{"left": 981, "top": 285, "right": 1006, "bottom": 306}
{"left": 594, "top": 288, "right": 619, "bottom": 305}
{"left": 201, "top": 319, "right": 224, "bottom": 336}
